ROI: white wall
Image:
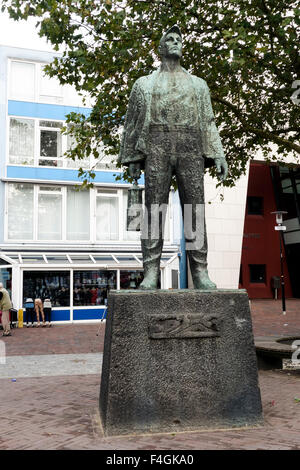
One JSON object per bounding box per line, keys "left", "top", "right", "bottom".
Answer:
{"left": 202, "top": 143, "right": 299, "bottom": 289}
{"left": 202, "top": 168, "right": 249, "bottom": 289}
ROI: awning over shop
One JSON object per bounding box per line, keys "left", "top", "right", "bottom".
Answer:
{"left": 0, "top": 252, "right": 178, "bottom": 269}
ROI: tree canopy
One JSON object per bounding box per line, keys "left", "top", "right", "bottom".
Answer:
{"left": 2, "top": 0, "right": 300, "bottom": 186}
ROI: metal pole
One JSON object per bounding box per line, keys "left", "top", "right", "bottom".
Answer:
{"left": 279, "top": 230, "right": 286, "bottom": 315}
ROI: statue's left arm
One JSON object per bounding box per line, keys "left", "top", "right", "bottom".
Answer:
{"left": 201, "top": 81, "right": 228, "bottom": 181}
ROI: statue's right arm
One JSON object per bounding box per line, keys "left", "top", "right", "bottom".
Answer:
{"left": 118, "top": 79, "right": 145, "bottom": 169}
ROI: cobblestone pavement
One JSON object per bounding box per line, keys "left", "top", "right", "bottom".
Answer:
{"left": 0, "top": 299, "right": 299, "bottom": 450}
{"left": 251, "top": 299, "right": 300, "bottom": 337}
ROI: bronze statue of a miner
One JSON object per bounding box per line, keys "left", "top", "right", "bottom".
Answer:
{"left": 119, "top": 25, "right": 228, "bottom": 289}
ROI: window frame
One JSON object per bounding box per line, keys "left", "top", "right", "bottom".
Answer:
{"left": 38, "top": 120, "right": 65, "bottom": 167}
{"left": 8, "top": 116, "right": 36, "bottom": 166}
{"left": 8, "top": 59, "right": 63, "bottom": 104}
{"left": 5, "top": 183, "right": 174, "bottom": 244}
{"left": 7, "top": 115, "right": 117, "bottom": 171}
{"left": 37, "top": 186, "right": 64, "bottom": 241}
{"left": 6, "top": 182, "right": 35, "bottom": 241}
{"left": 247, "top": 196, "right": 264, "bottom": 216}
{"left": 249, "top": 264, "right": 267, "bottom": 284}
{"left": 95, "top": 189, "right": 121, "bottom": 242}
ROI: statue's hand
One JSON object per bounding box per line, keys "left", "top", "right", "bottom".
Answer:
{"left": 215, "top": 158, "right": 228, "bottom": 181}
{"left": 128, "top": 162, "right": 141, "bottom": 180}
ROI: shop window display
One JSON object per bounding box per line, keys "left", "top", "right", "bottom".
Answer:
{"left": 120, "top": 270, "right": 144, "bottom": 289}
{"left": 23, "top": 271, "right": 70, "bottom": 307}
{"left": 73, "top": 270, "right": 116, "bottom": 306}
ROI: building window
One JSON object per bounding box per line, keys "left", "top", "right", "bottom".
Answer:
{"left": 96, "top": 190, "right": 119, "bottom": 240}
{"left": 9, "top": 60, "right": 62, "bottom": 104}
{"left": 8, "top": 114, "right": 117, "bottom": 170}
{"left": 120, "top": 270, "right": 144, "bottom": 289}
{"left": 249, "top": 264, "right": 266, "bottom": 283}
{"left": 39, "top": 120, "right": 63, "bottom": 167}
{"left": 67, "top": 187, "right": 90, "bottom": 240}
{"left": 247, "top": 196, "right": 264, "bottom": 215}
{"left": 6, "top": 184, "right": 173, "bottom": 244}
{"left": 10, "top": 60, "right": 35, "bottom": 101}
{"left": 171, "top": 269, "right": 179, "bottom": 289}
{"left": 65, "top": 126, "right": 91, "bottom": 169}
{"left": 38, "top": 186, "right": 62, "bottom": 240}
{"left": 23, "top": 270, "right": 70, "bottom": 307}
{"left": 9, "top": 117, "right": 35, "bottom": 165}
{"left": 73, "top": 270, "right": 116, "bottom": 306}
{"left": 7, "top": 183, "right": 34, "bottom": 240}
{"left": 39, "top": 65, "right": 63, "bottom": 103}
{"left": 123, "top": 190, "right": 141, "bottom": 241}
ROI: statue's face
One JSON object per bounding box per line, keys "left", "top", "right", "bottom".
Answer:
{"left": 161, "top": 32, "right": 182, "bottom": 59}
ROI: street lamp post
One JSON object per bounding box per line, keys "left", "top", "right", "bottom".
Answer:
{"left": 271, "top": 211, "right": 288, "bottom": 315}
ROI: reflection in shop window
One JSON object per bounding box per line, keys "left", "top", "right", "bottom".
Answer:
{"left": 120, "top": 271, "right": 144, "bottom": 289}
{"left": 23, "top": 271, "right": 70, "bottom": 307}
{"left": 73, "top": 271, "right": 116, "bottom": 306}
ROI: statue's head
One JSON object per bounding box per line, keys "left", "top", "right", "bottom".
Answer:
{"left": 158, "top": 25, "right": 182, "bottom": 60}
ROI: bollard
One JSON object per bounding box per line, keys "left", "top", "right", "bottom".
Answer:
{"left": 18, "top": 309, "right": 23, "bottom": 328}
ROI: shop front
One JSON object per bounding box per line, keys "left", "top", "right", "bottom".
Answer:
{"left": 0, "top": 251, "right": 179, "bottom": 323}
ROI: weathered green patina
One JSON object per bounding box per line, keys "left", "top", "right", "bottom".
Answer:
{"left": 119, "top": 25, "right": 228, "bottom": 289}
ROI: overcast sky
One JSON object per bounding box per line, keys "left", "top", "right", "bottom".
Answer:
{"left": 0, "top": 11, "right": 55, "bottom": 51}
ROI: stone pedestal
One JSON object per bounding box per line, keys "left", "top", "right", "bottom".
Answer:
{"left": 99, "top": 289, "right": 263, "bottom": 436}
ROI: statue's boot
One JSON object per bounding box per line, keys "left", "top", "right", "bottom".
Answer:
{"left": 139, "top": 263, "right": 160, "bottom": 290}
{"left": 192, "top": 268, "right": 217, "bottom": 290}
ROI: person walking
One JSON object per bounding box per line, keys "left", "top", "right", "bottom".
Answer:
{"left": 0, "top": 282, "right": 12, "bottom": 337}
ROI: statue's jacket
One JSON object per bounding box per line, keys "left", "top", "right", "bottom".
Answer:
{"left": 118, "top": 67, "right": 225, "bottom": 169}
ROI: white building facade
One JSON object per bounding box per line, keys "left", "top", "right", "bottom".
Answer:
{"left": 0, "top": 44, "right": 254, "bottom": 324}
{"left": 0, "top": 45, "right": 184, "bottom": 323}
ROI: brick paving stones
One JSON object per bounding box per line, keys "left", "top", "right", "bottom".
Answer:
{"left": 0, "top": 299, "right": 300, "bottom": 450}
{"left": 1, "top": 369, "right": 300, "bottom": 450}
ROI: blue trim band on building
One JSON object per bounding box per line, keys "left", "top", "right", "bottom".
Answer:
{"left": 48, "top": 309, "right": 70, "bottom": 322}
{"left": 7, "top": 165, "right": 120, "bottom": 183}
{"left": 8, "top": 100, "right": 91, "bottom": 120}
{"left": 6, "top": 165, "right": 145, "bottom": 185}
{"left": 73, "top": 308, "right": 107, "bottom": 321}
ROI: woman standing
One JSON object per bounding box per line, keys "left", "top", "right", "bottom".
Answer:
{"left": 0, "top": 282, "right": 12, "bottom": 337}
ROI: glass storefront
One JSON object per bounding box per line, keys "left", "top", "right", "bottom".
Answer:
{"left": 0, "top": 267, "right": 12, "bottom": 297}
{"left": 73, "top": 270, "right": 116, "bottom": 306}
{"left": 0, "top": 251, "right": 178, "bottom": 320}
{"left": 120, "top": 270, "right": 143, "bottom": 289}
{"left": 23, "top": 271, "right": 70, "bottom": 307}
{"left": 21, "top": 269, "right": 146, "bottom": 308}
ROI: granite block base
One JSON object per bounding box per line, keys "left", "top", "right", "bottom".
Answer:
{"left": 99, "top": 289, "right": 263, "bottom": 436}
